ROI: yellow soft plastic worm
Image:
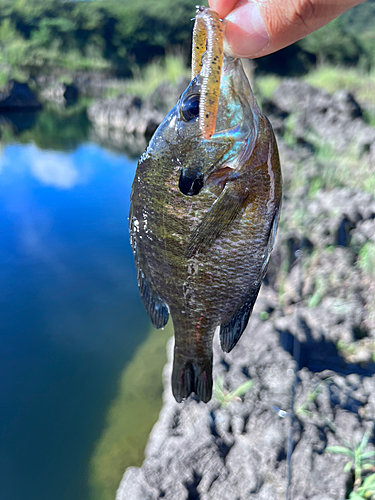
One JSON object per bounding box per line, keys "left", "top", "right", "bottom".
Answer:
{"left": 192, "top": 6, "right": 223, "bottom": 140}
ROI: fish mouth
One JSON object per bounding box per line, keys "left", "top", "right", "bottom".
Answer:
{"left": 178, "top": 170, "right": 204, "bottom": 196}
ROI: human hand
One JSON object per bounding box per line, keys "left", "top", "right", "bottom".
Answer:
{"left": 208, "top": 0, "right": 367, "bottom": 58}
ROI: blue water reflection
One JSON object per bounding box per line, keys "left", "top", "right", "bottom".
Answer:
{"left": 0, "top": 143, "right": 149, "bottom": 500}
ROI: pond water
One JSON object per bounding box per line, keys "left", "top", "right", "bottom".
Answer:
{"left": 0, "top": 109, "right": 151, "bottom": 500}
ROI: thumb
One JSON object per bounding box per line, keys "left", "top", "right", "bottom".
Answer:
{"left": 208, "top": 0, "right": 366, "bottom": 58}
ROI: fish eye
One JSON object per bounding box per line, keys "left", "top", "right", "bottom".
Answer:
{"left": 180, "top": 94, "right": 200, "bottom": 122}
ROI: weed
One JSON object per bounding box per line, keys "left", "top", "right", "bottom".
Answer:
{"left": 337, "top": 340, "right": 356, "bottom": 355}
{"left": 308, "top": 177, "right": 324, "bottom": 198}
{"left": 363, "top": 109, "right": 375, "bottom": 127}
{"left": 358, "top": 242, "right": 375, "bottom": 277}
{"left": 351, "top": 473, "right": 375, "bottom": 499}
{"left": 303, "top": 65, "right": 375, "bottom": 105}
{"left": 296, "top": 383, "right": 324, "bottom": 418}
{"left": 302, "top": 130, "right": 374, "bottom": 194}
{"left": 259, "top": 311, "right": 269, "bottom": 321}
{"left": 126, "top": 54, "right": 190, "bottom": 99}
{"left": 256, "top": 74, "right": 281, "bottom": 101}
{"left": 326, "top": 428, "right": 375, "bottom": 493}
{"left": 297, "top": 380, "right": 375, "bottom": 498}
{"left": 213, "top": 377, "right": 254, "bottom": 407}
{"left": 308, "top": 276, "right": 326, "bottom": 308}
{"left": 282, "top": 114, "right": 299, "bottom": 147}
{"left": 0, "top": 66, "right": 9, "bottom": 89}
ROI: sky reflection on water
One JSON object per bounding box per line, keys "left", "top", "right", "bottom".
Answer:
{"left": 0, "top": 142, "right": 149, "bottom": 500}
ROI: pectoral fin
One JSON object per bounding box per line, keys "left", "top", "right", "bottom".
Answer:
{"left": 138, "top": 270, "right": 169, "bottom": 329}
{"left": 185, "top": 185, "right": 247, "bottom": 258}
{"left": 129, "top": 211, "right": 169, "bottom": 329}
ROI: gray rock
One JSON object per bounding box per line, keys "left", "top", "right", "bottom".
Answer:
{"left": 40, "top": 82, "right": 79, "bottom": 106}
{"left": 87, "top": 94, "right": 164, "bottom": 137}
{"left": 271, "top": 79, "right": 375, "bottom": 153}
{"left": 86, "top": 78, "right": 190, "bottom": 156}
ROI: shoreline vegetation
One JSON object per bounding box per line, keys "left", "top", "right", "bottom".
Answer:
{"left": 0, "top": 0, "right": 375, "bottom": 83}
{"left": 1, "top": 0, "right": 375, "bottom": 150}
{"left": 0, "top": 0, "right": 375, "bottom": 153}
{"left": 1, "top": 59, "right": 375, "bottom": 156}
{"left": 0, "top": 0, "right": 374, "bottom": 96}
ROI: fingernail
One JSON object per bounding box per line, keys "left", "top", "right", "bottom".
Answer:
{"left": 224, "top": 1, "right": 269, "bottom": 57}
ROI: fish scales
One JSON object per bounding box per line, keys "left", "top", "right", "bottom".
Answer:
{"left": 130, "top": 22, "right": 282, "bottom": 402}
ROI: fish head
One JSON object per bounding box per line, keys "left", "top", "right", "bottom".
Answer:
{"left": 153, "top": 53, "right": 261, "bottom": 196}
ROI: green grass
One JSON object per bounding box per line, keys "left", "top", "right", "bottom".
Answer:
{"left": 61, "top": 50, "right": 111, "bottom": 72}
{"left": 303, "top": 65, "right": 375, "bottom": 105}
{"left": 89, "top": 322, "right": 173, "bottom": 500}
{"left": 358, "top": 242, "right": 375, "bottom": 277}
{"left": 326, "top": 428, "right": 375, "bottom": 498}
{"left": 126, "top": 54, "right": 190, "bottom": 98}
{"left": 282, "top": 114, "right": 299, "bottom": 147}
{"left": 308, "top": 276, "right": 326, "bottom": 308}
{"left": 308, "top": 177, "right": 324, "bottom": 198}
{"left": 213, "top": 377, "right": 254, "bottom": 407}
{"left": 0, "top": 67, "right": 9, "bottom": 89}
{"left": 255, "top": 74, "right": 282, "bottom": 101}
{"left": 302, "top": 131, "right": 375, "bottom": 195}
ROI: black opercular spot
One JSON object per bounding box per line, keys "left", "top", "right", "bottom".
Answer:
{"left": 179, "top": 170, "right": 204, "bottom": 196}
{"left": 181, "top": 94, "right": 200, "bottom": 121}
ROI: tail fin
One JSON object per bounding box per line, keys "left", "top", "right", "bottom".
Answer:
{"left": 171, "top": 350, "right": 212, "bottom": 403}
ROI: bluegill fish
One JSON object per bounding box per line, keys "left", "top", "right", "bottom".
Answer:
{"left": 129, "top": 7, "right": 282, "bottom": 402}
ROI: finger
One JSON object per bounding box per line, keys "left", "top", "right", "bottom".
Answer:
{"left": 209, "top": 0, "right": 238, "bottom": 18}
{"left": 208, "top": 0, "right": 366, "bottom": 58}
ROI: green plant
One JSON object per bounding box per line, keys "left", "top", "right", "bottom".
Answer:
{"left": 308, "top": 276, "right": 326, "bottom": 308}
{"left": 296, "top": 383, "right": 324, "bottom": 418}
{"left": 363, "top": 109, "right": 375, "bottom": 128}
{"left": 326, "top": 428, "right": 375, "bottom": 492}
{"left": 297, "top": 381, "right": 375, "bottom": 498}
{"left": 308, "top": 177, "right": 324, "bottom": 198}
{"left": 337, "top": 340, "right": 356, "bottom": 356}
{"left": 259, "top": 310, "right": 269, "bottom": 321}
{"left": 282, "top": 114, "right": 299, "bottom": 147}
{"left": 358, "top": 242, "right": 375, "bottom": 277}
{"left": 256, "top": 74, "right": 281, "bottom": 100}
{"left": 351, "top": 473, "right": 375, "bottom": 499}
{"left": 303, "top": 65, "right": 375, "bottom": 105}
{"left": 125, "top": 53, "right": 190, "bottom": 98}
{"left": 213, "top": 377, "right": 254, "bottom": 407}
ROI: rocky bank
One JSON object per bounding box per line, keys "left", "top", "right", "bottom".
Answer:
{"left": 116, "top": 80, "right": 375, "bottom": 500}
{"left": 87, "top": 77, "right": 190, "bottom": 156}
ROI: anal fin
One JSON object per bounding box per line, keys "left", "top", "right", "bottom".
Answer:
{"left": 220, "top": 281, "right": 262, "bottom": 353}
{"left": 220, "top": 208, "right": 280, "bottom": 352}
